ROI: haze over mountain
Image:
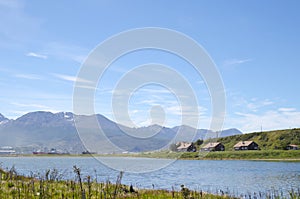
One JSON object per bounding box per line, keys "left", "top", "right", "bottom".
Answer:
{"left": 0, "top": 113, "right": 9, "bottom": 124}
{"left": 0, "top": 111, "right": 242, "bottom": 154}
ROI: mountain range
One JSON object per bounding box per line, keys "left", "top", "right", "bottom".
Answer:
{"left": 0, "top": 111, "right": 242, "bottom": 154}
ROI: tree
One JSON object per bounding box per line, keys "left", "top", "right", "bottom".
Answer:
{"left": 195, "top": 139, "right": 203, "bottom": 146}
{"left": 169, "top": 143, "right": 178, "bottom": 152}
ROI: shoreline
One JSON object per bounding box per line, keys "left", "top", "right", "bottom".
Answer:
{"left": 1, "top": 153, "right": 300, "bottom": 162}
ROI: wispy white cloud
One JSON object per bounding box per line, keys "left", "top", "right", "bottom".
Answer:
{"left": 10, "top": 102, "right": 50, "bottom": 109}
{"left": 138, "top": 87, "right": 173, "bottom": 95}
{"left": 223, "top": 58, "right": 252, "bottom": 67}
{"left": 164, "top": 105, "right": 206, "bottom": 117}
{"left": 278, "top": 107, "right": 296, "bottom": 112}
{"left": 246, "top": 99, "right": 274, "bottom": 112}
{"left": 75, "top": 84, "right": 101, "bottom": 91}
{"left": 44, "top": 42, "right": 88, "bottom": 63}
{"left": 231, "top": 108, "right": 300, "bottom": 133}
{"left": 196, "top": 80, "right": 205, "bottom": 84}
{"left": 14, "top": 73, "right": 43, "bottom": 80}
{"left": 26, "top": 52, "right": 48, "bottom": 59}
{"left": 129, "top": 109, "right": 140, "bottom": 115}
{"left": 7, "top": 110, "right": 30, "bottom": 119}
{"left": 165, "top": 105, "right": 181, "bottom": 115}
{"left": 138, "top": 99, "right": 159, "bottom": 105}
{"left": 116, "top": 83, "right": 209, "bottom": 128}
{"left": 223, "top": 93, "right": 300, "bottom": 132}
{"left": 231, "top": 96, "right": 274, "bottom": 113}
{"left": 52, "top": 73, "right": 93, "bottom": 84}
{"left": 107, "top": 65, "right": 128, "bottom": 74}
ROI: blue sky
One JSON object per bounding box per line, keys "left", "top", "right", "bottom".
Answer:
{"left": 0, "top": 0, "right": 300, "bottom": 133}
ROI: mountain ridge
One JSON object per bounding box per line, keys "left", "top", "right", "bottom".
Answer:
{"left": 0, "top": 111, "right": 242, "bottom": 153}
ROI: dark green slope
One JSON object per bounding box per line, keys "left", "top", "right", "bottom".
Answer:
{"left": 217, "top": 128, "right": 300, "bottom": 151}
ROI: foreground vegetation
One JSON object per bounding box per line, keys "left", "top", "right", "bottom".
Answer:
{"left": 0, "top": 166, "right": 238, "bottom": 199}
{"left": 0, "top": 165, "right": 299, "bottom": 198}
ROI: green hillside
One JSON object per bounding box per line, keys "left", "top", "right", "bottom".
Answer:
{"left": 217, "top": 128, "right": 300, "bottom": 151}
{"left": 97, "top": 128, "right": 300, "bottom": 160}
{"left": 177, "top": 128, "right": 300, "bottom": 160}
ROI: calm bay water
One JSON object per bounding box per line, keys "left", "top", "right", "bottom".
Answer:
{"left": 0, "top": 156, "right": 299, "bottom": 196}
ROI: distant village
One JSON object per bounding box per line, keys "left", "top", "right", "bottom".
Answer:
{"left": 0, "top": 147, "right": 71, "bottom": 155}
{"left": 0, "top": 141, "right": 298, "bottom": 156}
{"left": 172, "top": 140, "right": 299, "bottom": 152}
{"left": 0, "top": 146, "right": 100, "bottom": 155}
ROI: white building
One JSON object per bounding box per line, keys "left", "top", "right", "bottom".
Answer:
{"left": 0, "top": 146, "right": 16, "bottom": 155}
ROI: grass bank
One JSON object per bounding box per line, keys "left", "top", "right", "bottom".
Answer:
{"left": 179, "top": 150, "right": 300, "bottom": 161}
{"left": 103, "top": 150, "right": 300, "bottom": 161}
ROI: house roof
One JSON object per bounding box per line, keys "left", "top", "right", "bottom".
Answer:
{"left": 176, "top": 142, "right": 193, "bottom": 150}
{"left": 234, "top": 141, "right": 255, "bottom": 148}
{"left": 201, "top": 142, "right": 221, "bottom": 149}
{"left": 288, "top": 144, "right": 299, "bottom": 147}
